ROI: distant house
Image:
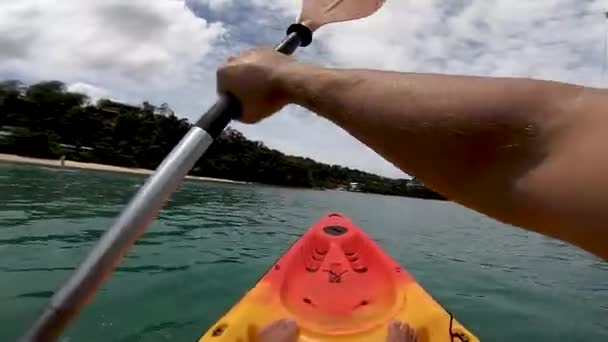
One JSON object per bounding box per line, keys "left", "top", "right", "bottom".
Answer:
{"left": 59, "top": 144, "right": 94, "bottom": 152}
{"left": 0, "top": 125, "right": 17, "bottom": 138}
{"left": 334, "top": 182, "right": 361, "bottom": 192}
{"left": 97, "top": 100, "right": 141, "bottom": 116}
{"left": 407, "top": 177, "right": 425, "bottom": 188}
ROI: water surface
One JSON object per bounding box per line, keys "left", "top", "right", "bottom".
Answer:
{"left": 0, "top": 163, "right": 606, "bottom": 341}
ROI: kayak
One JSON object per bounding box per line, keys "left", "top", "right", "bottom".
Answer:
{"left": 198, "top": 213, "right": 479, "bottom": 341}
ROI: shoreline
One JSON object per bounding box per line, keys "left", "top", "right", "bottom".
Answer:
{"left": 0, "top": 153, "right": 248, "bottom": 184}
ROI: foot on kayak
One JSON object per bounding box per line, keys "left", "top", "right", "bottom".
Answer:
{"left": 258, "top": 319, "right": 298, "bottom": 342}
{"left": 387, "top": 320, "right": 418, "bottom": 342}
{"left": 258, "top": 319, "right": 417, "bottom": 342}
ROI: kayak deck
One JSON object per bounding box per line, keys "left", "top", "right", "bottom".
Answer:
{"left": 199, "top": 213, "right": 478, "bottom": 341}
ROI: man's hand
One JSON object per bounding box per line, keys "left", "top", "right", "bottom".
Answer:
{"left": 217, "top": 46, "right": 607, "bottom": 259}
{"left": 217, "top": 47, "right": 296, "bottom": 123}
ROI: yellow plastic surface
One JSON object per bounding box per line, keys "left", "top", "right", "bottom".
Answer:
{"left": 199, "top": 282, "right": 478, "bottom": 342}
{"left": 199, "top": 214, "right": 479, "bottom": 341}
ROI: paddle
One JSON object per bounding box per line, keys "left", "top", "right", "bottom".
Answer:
{"left": 20, "top": 1, "right": 387, "bottom": 340}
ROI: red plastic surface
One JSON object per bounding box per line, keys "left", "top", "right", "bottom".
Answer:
{"left": 260, "top": 213, "right": 414, "bottom": 334}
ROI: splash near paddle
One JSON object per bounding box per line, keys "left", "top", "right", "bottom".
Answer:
{"left": 199, "top": 213, "right": 479, "bottom": 341}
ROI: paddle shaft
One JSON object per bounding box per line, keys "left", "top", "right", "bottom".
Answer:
{"left": 20, "top": 25, "right": 312, "bottom": 342}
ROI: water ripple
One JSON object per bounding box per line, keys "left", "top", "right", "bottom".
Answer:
{"left": 17, "top": 291, "right": 54, "bottom": 298}
{"left": 1, "top": 164, "right": 606, "bottom": 342}
{"left": 0, "top": 266, "right": 75, "bottom": 273}
{"left": 115, "top": 265, "right": 190, "bottom": 274}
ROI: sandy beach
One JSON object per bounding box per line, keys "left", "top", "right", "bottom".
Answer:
{"left": 0, "top": 153, "right": 248, "bottom": 184}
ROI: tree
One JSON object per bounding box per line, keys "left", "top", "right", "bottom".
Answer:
{"left": 0, "top": 127, "right": 62, "bottom": 158}
{"left": 0, "top": 78, "right": 445, "bottom": 200}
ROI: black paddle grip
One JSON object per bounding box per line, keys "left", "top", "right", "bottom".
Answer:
{"left": 196, "top": 24, "right": 313, "bottom": 138}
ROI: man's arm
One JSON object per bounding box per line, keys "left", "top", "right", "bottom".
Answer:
{"left": 218, "top": 48, "right": 608, "bottom": 258}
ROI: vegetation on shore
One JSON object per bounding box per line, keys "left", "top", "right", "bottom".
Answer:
{"left": 0, "top": 79, "right": 445, "bottom": 200}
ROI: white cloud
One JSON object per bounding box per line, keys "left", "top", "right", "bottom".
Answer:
{"left": 316, "top": 0, "right": 605, "bottom": 85}
{"left": 0, "top": 0, "right": 225, "bottom": 100}
{"left": 204, "top": 0, "right": 235, "bottom": 12}
{"left": 1, "top": 0, "right": 606, "bottom": 178}
{"left": 66, "top": 82, "right": 110, "bottom": 103}
{"left": 190, "top": 0, "right": 298, "bottom": 16}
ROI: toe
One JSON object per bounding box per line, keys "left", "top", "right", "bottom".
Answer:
{"left": 403, "top": 323, "right": 417, "bottom": 342}
{"left": 390, "top": 320, "right": 402, "bottom": 331}
{"left": 260, "top": 319, "right": 282, "bottom": 332}
{"left": 387, "top": 321, "right": 404, "bottom": 341}
{"left": 280, "top": 319, "right": 297, "bottom": 331}
{"left": 258, "top": 319, "right": 299, "bottom": 342}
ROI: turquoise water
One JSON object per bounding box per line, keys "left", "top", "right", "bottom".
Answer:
{"left": 0, "top": 163, "right": 606, "bottom": 341}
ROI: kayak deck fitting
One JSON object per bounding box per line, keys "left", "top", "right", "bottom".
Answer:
{"left": 199, "top": 213, "right": 479, "bottom": 341}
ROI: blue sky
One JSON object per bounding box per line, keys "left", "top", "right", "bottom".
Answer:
{"left": 0, "top": 0, "right": 606, "bottom": 178}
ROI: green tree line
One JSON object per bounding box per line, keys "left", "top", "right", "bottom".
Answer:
{"left": 0, "top": 79, "right": 445, "bottom": 200}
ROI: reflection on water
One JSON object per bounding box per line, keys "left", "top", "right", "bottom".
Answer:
{"left": 0, "top": 163, "right": 606, "bottom": 341}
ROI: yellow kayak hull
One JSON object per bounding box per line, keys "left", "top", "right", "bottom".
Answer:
{"left": 199, "top": 213, "right": 479, "bottom": 342}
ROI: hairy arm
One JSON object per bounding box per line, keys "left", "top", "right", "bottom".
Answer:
{"left": 277, "top": 64, "right": 607, "bottom": 258}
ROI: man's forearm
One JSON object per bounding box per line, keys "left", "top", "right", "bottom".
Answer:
{"left": 279, "top": 64, "right": 576, "bottom": 197}
{"left": 277, "top": 63, "right": 600, "bottom": 252}
{"left": 218, "top": 47, "right": 606, "bottom": 257}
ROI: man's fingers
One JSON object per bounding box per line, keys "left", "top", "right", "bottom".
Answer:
{"left": 224, "top": 47, "right": 283, "bottom": 67}
{"left": 225, "top": 49, "right": 252, "bottom": 65}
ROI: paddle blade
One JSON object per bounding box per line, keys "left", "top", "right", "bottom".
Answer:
{"left": 299, "top": 0, "right": 386, "bottom": 31}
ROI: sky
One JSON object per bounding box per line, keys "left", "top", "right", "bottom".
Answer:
{"left": 0, "top": 0, "right": 606, "bottom": 178}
